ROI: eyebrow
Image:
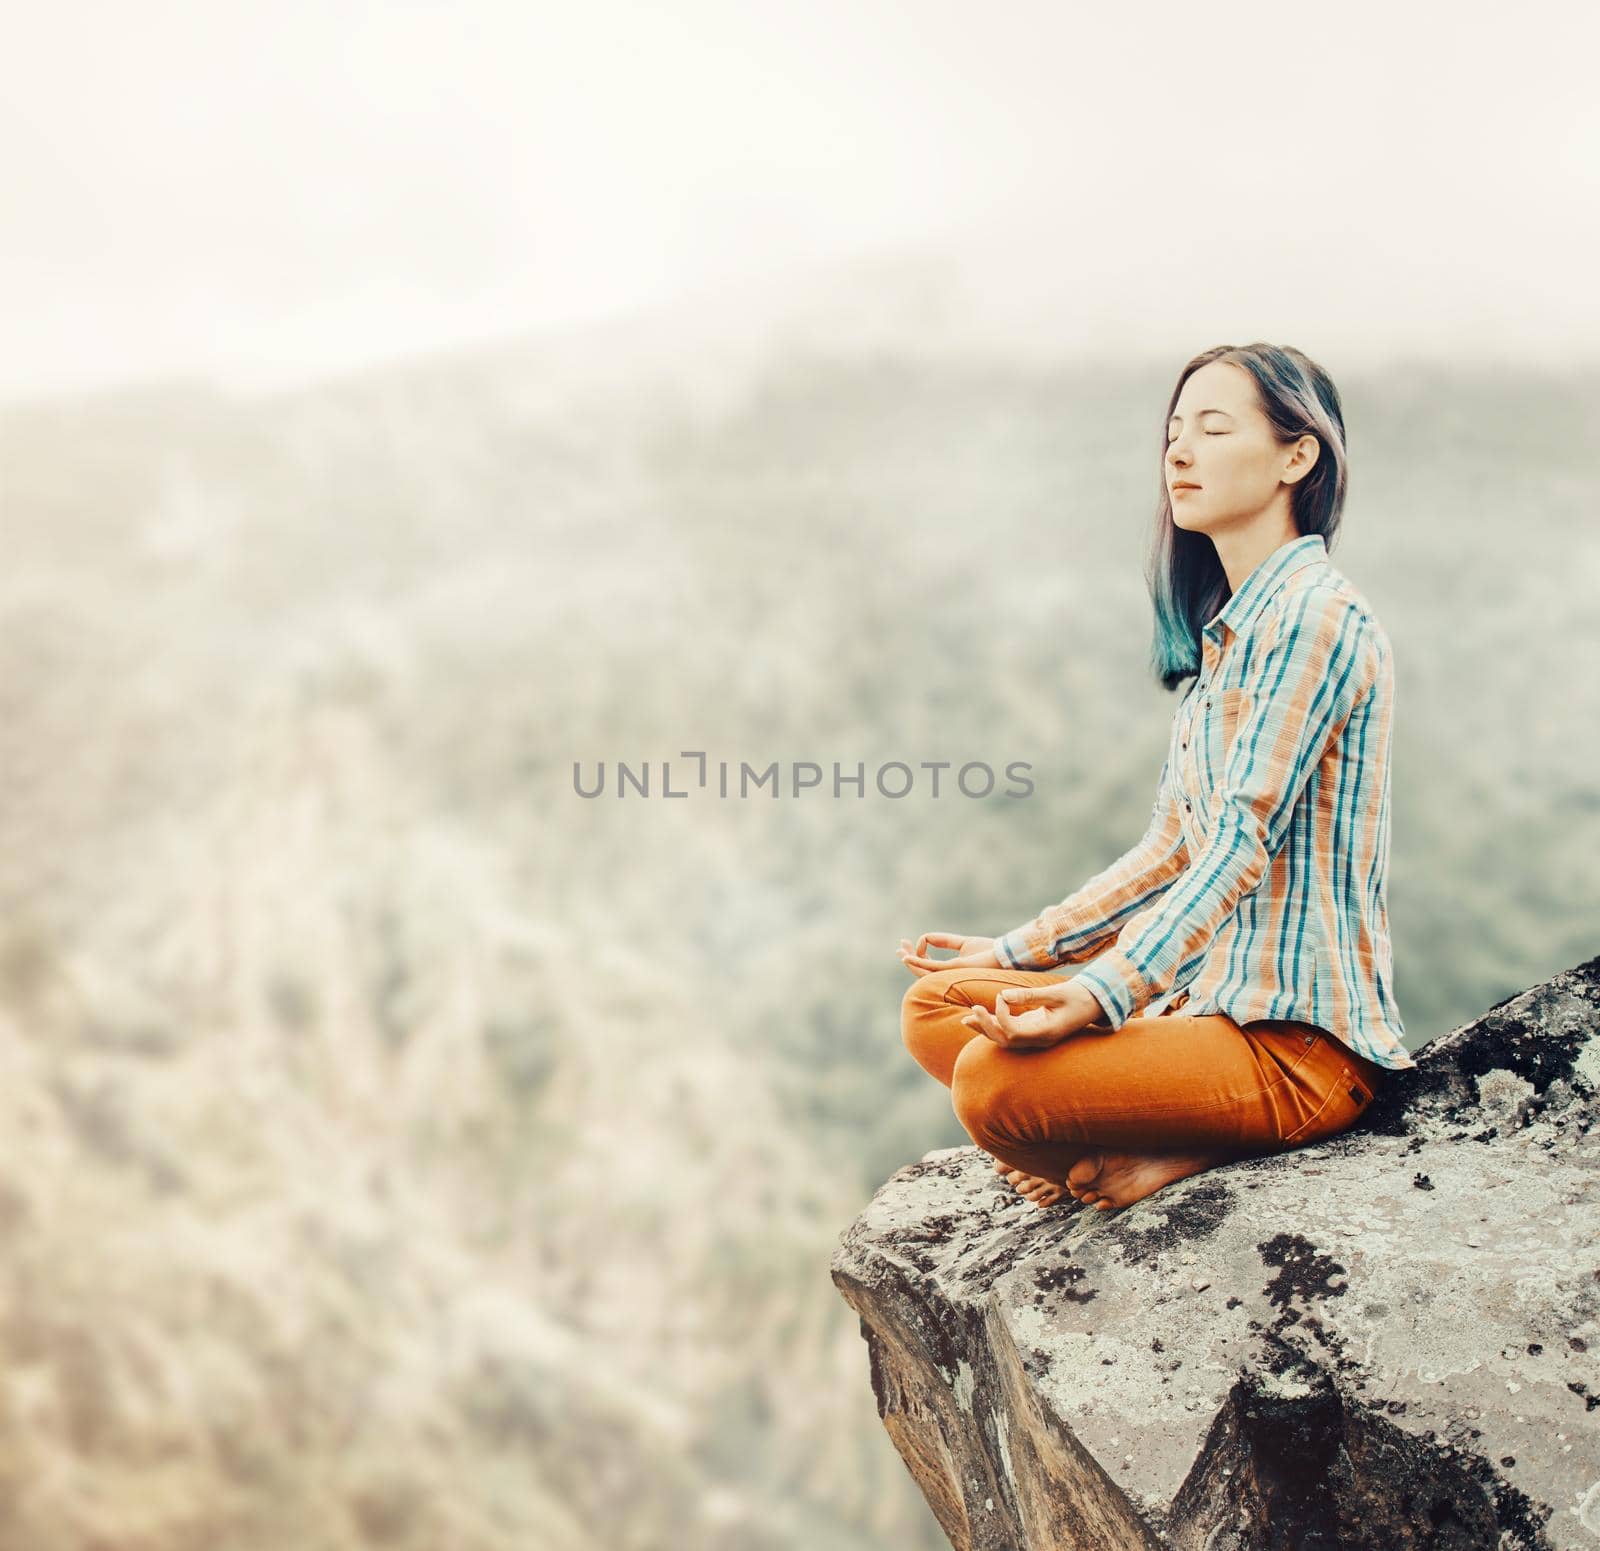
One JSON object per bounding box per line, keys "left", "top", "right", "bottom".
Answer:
{"left": 1168, "top": 408, "right": 1236, "bottom": 425}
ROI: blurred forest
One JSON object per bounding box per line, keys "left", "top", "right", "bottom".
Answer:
{"left": 1, "top": 335, "right": 1596, "bottom": 1549}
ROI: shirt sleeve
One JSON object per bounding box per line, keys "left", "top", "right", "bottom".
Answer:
{"left": 992, "top": 741, "right": 1192, "bottom": 971}
{"left": 1071, "top": 589, "right": 1382, "bottom": 1028}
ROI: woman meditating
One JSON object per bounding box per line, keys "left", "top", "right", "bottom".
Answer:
{"left": 900, "top": 341, "right": 1416, "bottom": 1213}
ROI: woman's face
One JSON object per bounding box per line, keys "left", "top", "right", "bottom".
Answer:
{"left": 1164, "top": 360, "right": 1314, "bottom": 534}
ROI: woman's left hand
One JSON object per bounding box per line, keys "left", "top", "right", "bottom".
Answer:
{"left": 898, "top": 933, "right": 998, "bottom": 975}
{"left": 961, "top": 979, "right": 1108, "bottom": 1050}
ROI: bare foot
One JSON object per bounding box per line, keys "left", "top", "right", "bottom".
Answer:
{"left": 991, "top": 1153, "right": 1068, "bottom": 1209}
{"left": 1065, "top": 1149, "right": 1227, "bottom": 1210}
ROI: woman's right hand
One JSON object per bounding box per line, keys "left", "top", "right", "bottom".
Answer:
{"left": 898, "top": 932, "right": 1001, "bottom": 977}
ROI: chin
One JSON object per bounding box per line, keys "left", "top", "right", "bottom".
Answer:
{"left": 1171, "top": 508, "right": 1216, "bottom": 537}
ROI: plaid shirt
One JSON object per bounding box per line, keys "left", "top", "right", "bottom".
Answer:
{"left": 995, "top": 532, "right": 1415, "bottom": 1071}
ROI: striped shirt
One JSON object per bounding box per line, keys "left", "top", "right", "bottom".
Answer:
{"left": 994, "top": 532, "right": 1415, "bottom": 1071}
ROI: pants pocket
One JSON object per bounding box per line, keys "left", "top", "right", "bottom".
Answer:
{"left": 1280, "top": 1058, "right": 1371, "bottom": 1147}
{"left": 1241, "top": 1021, "right": 1321, "bottom": 1140}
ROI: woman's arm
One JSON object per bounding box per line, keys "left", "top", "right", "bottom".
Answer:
{"left": 991, "top": 746, "right": 1192, "bottom": 971}
{"left": 1071, "top": 587, "right": 1382, "bottom": 1028}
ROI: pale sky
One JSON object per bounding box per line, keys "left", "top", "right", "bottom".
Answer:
{"left": 3, "top": 0, "right": 1597, "bottom": 399}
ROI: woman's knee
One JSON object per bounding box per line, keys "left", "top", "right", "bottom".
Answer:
{"left": 900, "top": 970, "right": 966, "bottom": 1053}
{"left": 900, "top": 974, "right": 973, "bottom": 1084}
{"left": 901, "top": 968, "right": 968, "bottom": 1006}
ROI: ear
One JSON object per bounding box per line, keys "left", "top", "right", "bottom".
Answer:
{"left": 1283, "top": 433, "right": 1320, "bottom": 487}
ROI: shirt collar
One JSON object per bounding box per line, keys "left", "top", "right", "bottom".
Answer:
{"left": 1201, "top": 532, "right": 1328, "bottom": 646}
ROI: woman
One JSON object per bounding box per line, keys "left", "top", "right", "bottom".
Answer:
{"left": 900, "top": 342, "right": 1416, "bottom": 1214}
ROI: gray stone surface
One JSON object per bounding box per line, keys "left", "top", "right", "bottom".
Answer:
{"left": 833, "top": 955, "right": 1600, "bottom": 1549}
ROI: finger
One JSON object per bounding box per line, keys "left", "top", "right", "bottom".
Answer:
{"left": 991, "top": 995, "right": 1038, "bottom": 1039}
{"left": 995, "top": 987, "right": 1044, "bottom": 1014}
{"left": 997, "top": 983, "right": 1072, "bottom": 1013}
{"left": 993, "top": 992, "right": 1047, "bottom": 1034}
{"left": 999, "top": 994, "right": 1065, "bottom": 1037}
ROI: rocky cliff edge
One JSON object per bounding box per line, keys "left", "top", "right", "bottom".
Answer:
{"left": 832, "top": 956, "right": 1600, "bottom": 1550}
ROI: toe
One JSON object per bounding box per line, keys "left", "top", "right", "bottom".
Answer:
{"left": 1067, "top": 1153, "right": 1103, "bottom": 1189}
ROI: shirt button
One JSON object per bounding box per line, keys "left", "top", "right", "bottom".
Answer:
{"left": 1180, "top": 740, "right": 1187, "bottom": 750}
{"left": 1184, "top": 800, "right": 1192, "bottom": 812}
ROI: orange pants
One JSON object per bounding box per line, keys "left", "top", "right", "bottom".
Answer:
{"left": 901, "top": 966, "right": 1388, "bottom": 1185}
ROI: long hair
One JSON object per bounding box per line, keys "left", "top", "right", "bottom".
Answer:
{"left": 1148, "top": 343, "right": 1349, "bottom": 690}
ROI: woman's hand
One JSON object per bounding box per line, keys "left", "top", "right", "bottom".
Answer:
{"left": 960, "top": 979, "right": 1107, "bottom": 1051}
{"left": 899, "top": 932, "right": 999, "bottom": 976}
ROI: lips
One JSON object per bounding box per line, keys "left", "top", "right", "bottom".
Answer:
{"left": 1172, "top": 482, "right": 1201, "bottom": 491}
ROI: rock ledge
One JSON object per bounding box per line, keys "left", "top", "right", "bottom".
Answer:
{"left": 833, "top": 956, "right": 1600, "bottom": 1550}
